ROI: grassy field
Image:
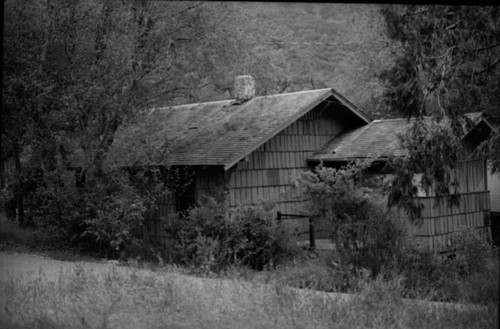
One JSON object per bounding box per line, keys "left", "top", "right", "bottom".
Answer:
{"left": 1, "top": 258, "right": 498, "bottom": 329}
{"left": 1, "top": 214, "right": 498, "bottom": 328}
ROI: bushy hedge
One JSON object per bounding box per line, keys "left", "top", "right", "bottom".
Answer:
{"left": 173, "top": 196, "right": 297, "bottom": 272}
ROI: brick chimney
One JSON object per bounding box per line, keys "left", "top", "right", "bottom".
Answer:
{"left": 234, "top": 75, "right": 255, "bottom": 103}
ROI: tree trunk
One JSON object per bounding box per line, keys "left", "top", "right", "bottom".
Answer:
{"left": 13, "top": 144, "right": 24, "bottom": 226}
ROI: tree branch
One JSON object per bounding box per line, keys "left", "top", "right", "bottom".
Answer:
{"left": 474, "top": 57, "right": 500, "bottom": 75}
{"left": 469, "top": 43, "right": 500, "bottom": 53}
{"left": 170, "top": 2, "right": 205, "bottom": 18}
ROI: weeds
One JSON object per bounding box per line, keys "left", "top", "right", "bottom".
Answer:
{"left": 0, "top": 262, "right": 497, "bottom": 329}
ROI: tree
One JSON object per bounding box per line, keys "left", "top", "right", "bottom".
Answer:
{"left": 379, "top": 5, "right": 500, "bottom": 218}
{"left": 380, "top": 5, "right": 500, "bottom": 122}
{"left": 1, "top": 0, "right": 296, "bottom": 254}
{"left": 2, "top": 1, "right": 296, "bottom": 181}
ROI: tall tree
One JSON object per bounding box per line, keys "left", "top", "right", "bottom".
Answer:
{"left": 380, "top": 5, "right": 500, "bottom": 121}
{"left": 379, "top": 5, "right": 500, "bottom": 219}
{"left": 2, "top": 0, "right": 295, "bottom": 226}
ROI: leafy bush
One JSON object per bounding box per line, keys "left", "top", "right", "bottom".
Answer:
{"left": 174, "top": 196, "right": 297, "bottom": 272}
{"left": 395, "top": 228, "right": 498, "bottom": 303}
{"left": 7, "top": 166, "right": 164, "bottom": 258}
{"left": 293, "top": 162, "right": 407, "bottom": 277}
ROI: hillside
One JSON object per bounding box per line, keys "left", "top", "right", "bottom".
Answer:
{"left": 232, "top": 2, "right": 397, "bottom": 118}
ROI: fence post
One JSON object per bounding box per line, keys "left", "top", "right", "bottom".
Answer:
{"left": 277, "top": 211, "right": 282, "bottom": 222}
{"left": 309, "top": 217, "right": 316, "bottom": 250}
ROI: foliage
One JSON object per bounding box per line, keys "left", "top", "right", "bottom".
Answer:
{"left": 380, "top": 5, "right": 500, "bottom": 120}
{"left": 394, "top": 228, "right": 498, "bottom": 304}
{"left": 174, "top": 196, "right": 297, "bottom": 272}
{"left": 380, "top": 4, "right": 500, "bottom": 171}
{"left": 4, "top": 166, "right": 165, "bottom": 258}
{"left": 293, "top": 162, "right": 407, "bottom": 276}
{"left": 386, "top": 119, "right": 462, "bottom": 221}
{"left": 1, "top": 0, "right": 298, "bottom": 229}
{"left": 379, "top": 5, "right": 500, "bottom": 220}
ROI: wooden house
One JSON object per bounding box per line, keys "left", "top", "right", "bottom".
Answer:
{"left": 109, "top": 76, "right": 371, "bottom": 247}
{"left": 110, "top": 75, "right": 497, "bottom": 252}
{"left": 308, "top": 113, "right": 498, "bottom": 251}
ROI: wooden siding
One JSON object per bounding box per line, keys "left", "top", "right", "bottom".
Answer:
{"left": 144, "top": 191, "right": 176, "bottom": 257}
{"left": 402, "top": 159, "right": 491, "bottom": 252}
{"left": 227, "top": 106, "right": 345, "bottom": 234}
{"left": 414, "top": 159, "right": 487, "bottom": 196}
{"left": 487, "top": 161, "right": 500, "bottom": 213}
{"left": 143, "top": 166, "right": 225, "bottom": 256}
{"left": 403, "top": 191, "right": 491, "bottom": 252}
{"left": 454, "top": 160, "right": 487, "bottom": 193}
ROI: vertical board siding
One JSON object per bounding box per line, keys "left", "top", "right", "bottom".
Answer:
{"left": 144, "top": 191, "right": 176, "bottom": 251}
{"left": 407, "top": 190, "right": 491, "bottom": 252}
{"left": 487, "top": 161, "right": 500, "bottom": 212}
{"left": 144, "top": 167, "right": 226, "bottom": 251}
{"left": 228, "top": 105, "right": 345, "bottom": 235}
{"left": 401, "top": 160, "right": 491, "bottom": 252}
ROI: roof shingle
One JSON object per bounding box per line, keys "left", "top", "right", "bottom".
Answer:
{"left": 108, "top": 88, "right": 367, "bottom": 169}
{"left": 309, "top": 113, "right": 488, "bottom": 162}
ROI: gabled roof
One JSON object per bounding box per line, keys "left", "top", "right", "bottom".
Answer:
{"left": 107, "top": 88, "right": 370, "bottom": 170}
{"left": 308, "top": 112, "right": 496, "bottom": 163}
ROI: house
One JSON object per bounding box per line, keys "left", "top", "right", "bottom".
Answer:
{"left": 108, "top": 76, "right": 371, "bottom": 247}
{"left": 109, "top": 75, "right": 497, "bottom": 252}
{"left": 308, "top": 114, "right": 498, "bottom": 251}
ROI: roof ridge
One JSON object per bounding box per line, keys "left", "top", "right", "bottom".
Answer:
{"left": 373, "top": 112, "right": 484, "bottom": 123}
{"left": 155, "top": 99, "right": 233, "bottom": 110}
{"left": 154, "top": 89, "right": 332, "bottom": 110}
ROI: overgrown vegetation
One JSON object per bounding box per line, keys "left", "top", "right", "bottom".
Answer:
{"left": 293, "top": 162, "right": 407, "bottom": 277}
{"left": 396, "top": 228, "right": 499, "bottom": 304}
{"left": 287, "top": 161, "right": 498, "bottom": 305}
{"left": 0, "top": 260, "right": 496, "bottom": 329}
{"left": 1, "top": 166, "right": 165, "bottom": 258}
{"left": 172, "top": 197, "right": 297, "bottom": 273}
{"left": 386, "top": 119, "right": 463, "bottom": 221}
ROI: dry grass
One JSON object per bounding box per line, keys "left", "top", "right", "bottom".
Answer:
{"left": 1, "top": 262, "right": 497, "bottom": 329}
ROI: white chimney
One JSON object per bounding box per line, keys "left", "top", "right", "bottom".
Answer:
{"left": 234, "top": 75, "right": 255, "bottom": 103}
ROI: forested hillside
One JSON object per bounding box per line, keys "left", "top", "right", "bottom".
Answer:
{"left": 215, "top": 2, "right": 396, "bottom": 117}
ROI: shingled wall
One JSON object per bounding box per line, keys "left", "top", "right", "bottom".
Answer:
{"left": 403, "top": 159, "right": 492, "bottom": 252}
{"left": 227, "top": 105, "right": 346, "bottom": 236}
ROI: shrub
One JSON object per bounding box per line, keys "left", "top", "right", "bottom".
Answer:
{"left": 394, "top": 228, "right": 498, "bottom": 303}
{"left": 174, "top": 196, "right": 297, "bottom": 272}
{"left": 293, "top": 162, "right": 407, "bottom": 277}
{"left": 8, "top": 166, "right": 163, "bottom": 258}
